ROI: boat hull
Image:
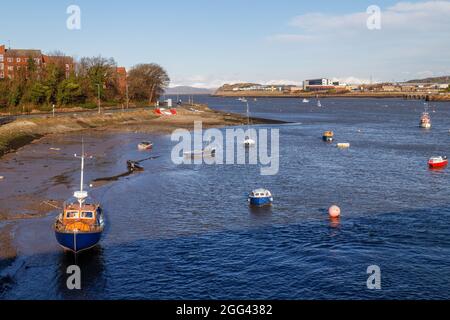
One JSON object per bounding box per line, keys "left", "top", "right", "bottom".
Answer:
{"left": 428, "top": 161, "right": 448, "bottom": 169}
{"left": 248, "top": 196, "right": 273, "bottom": 207}
{"left": 55, "top": 230, "right": 103, "bottom": 253}
{"left": 323, "top": 136, "right": 333, "bottom": 142}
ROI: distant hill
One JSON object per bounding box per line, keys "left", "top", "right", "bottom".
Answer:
{"left": 406, "top": 76, "right": 450, "bottom": 84}
{"left": 165, "top": 86, "right": 215, "bottom": 95}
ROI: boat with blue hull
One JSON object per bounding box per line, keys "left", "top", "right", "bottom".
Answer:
{"left": 248, "top": 189, "right": 273, "bottom": 207}
{"left": 55, "top": 228, "right": 103, "bottom": 252}
{"left": 54, "top": 143, "right": 105, "bottom": 253}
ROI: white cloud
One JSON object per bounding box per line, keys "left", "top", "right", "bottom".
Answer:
{"left": 271, "top": 1, "right": 450, "bottom": 41}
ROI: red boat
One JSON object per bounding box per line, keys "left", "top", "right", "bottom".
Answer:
{"left": 428, "top": 156, "right": 448, "bottom": 169}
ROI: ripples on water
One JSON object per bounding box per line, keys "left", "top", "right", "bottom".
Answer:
{"left": 3, "top": 97, "right": 450, "bottom": 300}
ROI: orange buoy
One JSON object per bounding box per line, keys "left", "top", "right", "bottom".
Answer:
{"left": 329, "top": 205, "right": 341, "bottom": 218}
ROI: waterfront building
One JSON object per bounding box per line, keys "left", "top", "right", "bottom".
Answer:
{"left": 0, "top": 44, "right": 74, "bottom": 79}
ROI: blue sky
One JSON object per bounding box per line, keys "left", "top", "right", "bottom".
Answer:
{"left": 1, "top": 0, "right": 450, "bottom": 87}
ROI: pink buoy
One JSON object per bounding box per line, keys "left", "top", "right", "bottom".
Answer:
{"left": 329, "top": 205, "right": 341, "bottom": 218}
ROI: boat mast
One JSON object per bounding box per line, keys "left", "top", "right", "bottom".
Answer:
{"left": 246, "top": 102, "right": 250, "bottom": 129}
{"left": 74, "top": 139, "right": 88, "bottom": 208}
{"left": 80, "top": 140, "right": 84, "bottom": 194}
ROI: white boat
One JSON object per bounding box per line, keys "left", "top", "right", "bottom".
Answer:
{"left": 184, "top": 148, "right": 216, "bottom": 159}
{"left": 237, "top": 97, "right": 248, "bottom": 103}
{"left": 138, "top": 141, "right": 153, "bottom": 150}
{"left": 317, "top": 100, "right": 322, "bottom": 107}
{"left": 243, "top": 101, "right": 255, "bottom": 147}
{"left": 337, "top": 143, "right": 350, "bottom": 149}
{"left": 302, "top": 98, "right": 310, "bottom": 103}
{"left": 244, "top": 138, "right": 256, "bottom": 147}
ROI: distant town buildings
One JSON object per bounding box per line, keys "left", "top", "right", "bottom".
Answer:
{"left": 218, "top": 77, "right": 449, "bottom": 95}
{"left": 303, "top": 78, "right": 342, "bottom": 91}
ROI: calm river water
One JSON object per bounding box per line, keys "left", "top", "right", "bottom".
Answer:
{"left": 2, "top": 96, "right": 450, "bottom": 299}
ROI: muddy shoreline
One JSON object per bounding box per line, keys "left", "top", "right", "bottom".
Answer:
{"left": 0, "top": 104, "right": 285, "bottom": 281}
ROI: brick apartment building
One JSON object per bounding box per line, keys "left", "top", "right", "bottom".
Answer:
{"left": 0, "top": 44, "right": 74, "bottom": 79}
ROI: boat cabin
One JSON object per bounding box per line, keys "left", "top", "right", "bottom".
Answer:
{"left": 56, "top": 201, "right": 102, "bottom": 233}
{"left": 250, "top": 189, "right": 272, "bottom": 198}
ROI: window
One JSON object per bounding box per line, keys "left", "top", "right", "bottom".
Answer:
{"left": 0, "top": 63, "right": 3, "bottom": 70}
{"left": 34, "top": 58, "right": 40, "bottom": 64}
{"left": 0, "top": 72, "right": 4, "bottom": 78}
{"left": 65, "top": 211, "right": 79, "bottom": 219}
{"left": 65, "top": 64, "right": 70, "bottom": 70}
{"left": 7, "top": 58, "right": 13, "bottom": 63}
{"left": 0, "top": 55, "right": 3, "bottom": 62}
{"left": 16, "top": 58, "right": 21, "bottom": 63}
{"left": 7, "top": 66, "right": 13, "bottom": 71}
{"left": 81, "top": 212, "right": 94, "bottom": 219}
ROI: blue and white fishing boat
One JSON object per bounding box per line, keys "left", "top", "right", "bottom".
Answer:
{"left": 248, "top": 189, "right": 274, "bottom": 207}
{"left": 54, "top": 143, "right": 105, "bottom": 253}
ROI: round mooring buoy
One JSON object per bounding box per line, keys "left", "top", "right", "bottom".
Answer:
{"left": 329, "top": 205, "right": 341, "bottom": 218}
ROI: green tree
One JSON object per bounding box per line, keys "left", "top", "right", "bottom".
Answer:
{"left": 0, "top": 80, "right": 10, "bottom": 108}
{"left": 42, "top": 63, "right": 66, "bottom": 105}
{"left": 57, "top": 78, "right": 86, "bottom": 105}
{"left": 28, "top": 82, "right": 51, "bottom": 105}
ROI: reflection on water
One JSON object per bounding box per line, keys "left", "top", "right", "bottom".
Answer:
{"left": 57, "top": 247, "right": 106, "bottom": 300}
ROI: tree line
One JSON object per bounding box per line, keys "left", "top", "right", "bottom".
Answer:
{"left": 0, "top": 55, "right": 170, "bottom": 112}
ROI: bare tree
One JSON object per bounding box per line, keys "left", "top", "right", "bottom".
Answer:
{"left": 128, "top": 64, "right": 170, "bottom": 104}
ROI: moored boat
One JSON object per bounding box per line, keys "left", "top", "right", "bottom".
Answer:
{"left": 184, "top": 147, "right": 216, "bottom": 159}
{"left": 248, "top": 189, "right": 273, "bottom": 207}
{"left": 420, "top": 105, "right": 432, "bottom": 129}
{"left": 138, "top": 141, "right": 153, "bottom": 150}
{"left": 54, "top": 143, "right": 105, "bottom": 253}
{"left": 337, "top": 143, "right": 350, "bottom": 149}
{"left": 323, "top": 131, "right": 334, "bottom": 142}
{"left": 242, "top": 101, "right": 256, "bottom": 148}
{"left": 302, "top": 98, "right": 310, "bottom": 103}
{"left": 428, "top": 156, "right": 448, "bottom": 169}
{"left": 244, "top": 137, "right": 256, "bottom": 147}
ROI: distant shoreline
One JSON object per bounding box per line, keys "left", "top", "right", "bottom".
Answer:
{"left": 212, "top": 91, "right": 450, "bottom": 101}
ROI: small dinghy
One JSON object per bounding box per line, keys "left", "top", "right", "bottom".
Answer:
{"left": 248, "top": 189, "right": 273, "bottom": 207}
{"left": 184, "top": 148, "right": 216, "bottom": 159}
{"left": 337, "top": 143, "right": 350, "bottom": 149}
{"left": 302, "top": 98, "right": 310, "bottom": 103}
{"left": 428, "top": 156, "right": 448, "bottom": 169}
{"left": 244, "top": 137, "right": 256, "bottom": 148}
{"left": 127, "top": 160, "right": 144, "bottom": 172}
{"left": 138, "top": 142, "right": 153, "bottom": 151}
{"left": 323, "top": 131, "right": 334, "bottom": 142}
